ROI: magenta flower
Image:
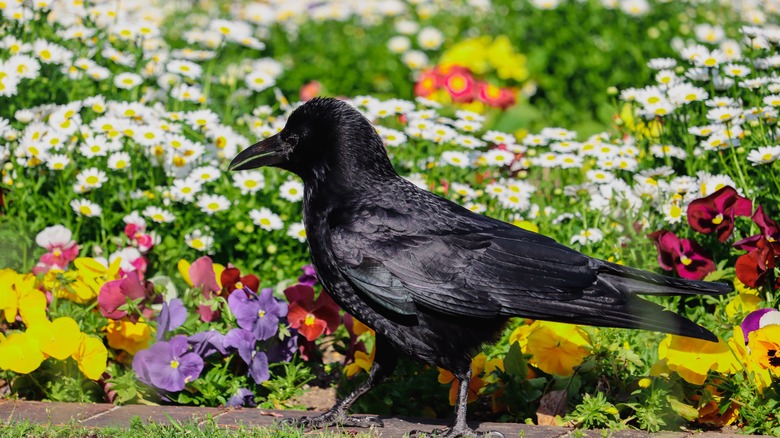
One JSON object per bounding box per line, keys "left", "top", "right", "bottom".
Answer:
{"left": 98, "top": 271, "right": 153, "bottom": 322}
{"left": 687, "top": 186, "right": 752, "bottom": 242}
{"left": 132, "top": 335, "right": 204, "bottom": 392}
{"left": 734, "top": 205, "right": 780, "bottom": 252}
{"left": 648, "top": 230, "right": 716, "bottom": 280}
{"left": 125, "top": 223, "right": 154, "bottom": 253}
{"left": 34, "top": 225, "right": 79, "bottom": 272}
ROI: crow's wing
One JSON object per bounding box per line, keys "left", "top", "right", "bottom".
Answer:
{"left": 331, "top": 219, "right": 597, "bottom": 319}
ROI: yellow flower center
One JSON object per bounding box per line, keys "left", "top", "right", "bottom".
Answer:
{"left": 115, "top": 160, "right": 127, "bottom": 169}
{"left": 190, "top": 238, "right": 203, "bottom": 249}
{"left": 207, "top": 202, "right": 219, "bottom": 210}
{"left": 170, "top": 360, "right": 180, "bottom": 369}
{"left": 711, "top": 214, "right": 724, "bottom": 225}
{"left": 53, "top": 248, "right": 62, "bottom": 257}
{"left": 86, "top": 175, "right": 99, "bottom": 185}
{"left": 79, "top": 205, "right": 92, "bottom": 215}
{"left": 260, "top": 218, "right": 271, "bottom": 226}
{"left": 258, "top": 310, "right": 266, "bottom": 318}
{"left": 304, "top": 314, "right": 316, "bottom": 326}
{"left": 153, "top": 214, "right": 164, "bottom": 222}
{"left": 245, "top": 180, "right": 258, "bottom": 188}
{"left": 680, "top": 255, "right": 692, "bottom": 266}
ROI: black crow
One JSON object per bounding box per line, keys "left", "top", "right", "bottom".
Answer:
{"left": 229, "top": 97, "right": 731, "bottom": 437}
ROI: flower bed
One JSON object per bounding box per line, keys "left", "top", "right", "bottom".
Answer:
{"left": 1, "top": 0, "right": 780, "bottom": 434}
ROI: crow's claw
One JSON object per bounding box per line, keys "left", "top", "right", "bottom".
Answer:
{"left": 409, "top": 427, "right": 505, "bottom": 438}
{"left": 283, "top": 411, "right": 383, "bottom": 429}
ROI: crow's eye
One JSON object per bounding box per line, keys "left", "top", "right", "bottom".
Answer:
{"left": 285, "top": 133, "right": 299, "bottom": 148}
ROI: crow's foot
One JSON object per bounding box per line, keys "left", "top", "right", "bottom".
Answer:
{"left": 283, "top": 409, "right": 383, "bottom": 429}
{"left": 409, "top": 426, "right": 505, "bottom": 438}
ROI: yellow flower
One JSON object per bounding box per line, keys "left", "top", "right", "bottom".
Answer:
{"left": 725, "top": 293, "right": 762, "bottom": 321}
{"left": 748, "top": 325, "right": 780, "bottom": 375}
{"left": 105, "top": 319, "right": 152, "bottom": 355}
{"left": 27, "top": 317, "right": 81, "bottom": 360}
{"left": 0, "top": 332, "right": 44, "bottom": 374}
{"left": 734, "top": 277, "right": 760, "bottom": 295}
{"left": 72, "top": 333, "right": 108, "bottom": 380}
{"left": 344, "top": 347, "right": 375, "bottom": 378}
{"left": 0, "top": 270, "right": 39, "bottom": 323}
{"left": 508, "top": 319, "right": 536, "bottom": 350}
{"left": 656, "top": 334, "right": 738, "bottom": 385}
{"left": 728, "top": 326, "right": 773, "bottom": 391}
{"left": 525, "top": 321, "right": 592, "bottom": 376}
{"left": 18, "top": 289, "right": 47, "bottom": 326}
{"left": 438, "top": 353, "right": 490, "bottom": 406}
{"left": 638, "top": 377, "right": 652, "bottom": 388}
{"left": 694, "top": 386, "right": 739, "bottom": 427}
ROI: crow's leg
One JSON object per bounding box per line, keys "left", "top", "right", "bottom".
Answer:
{"left": 287, "top": 335, "right": 397, "bottom": 429}
{"left": 410, "top": 368, "right": 504, "bottom": 438}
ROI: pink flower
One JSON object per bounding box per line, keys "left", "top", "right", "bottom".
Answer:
{"left": 648, "top": 230, "right": 716, "bottom": 280}
{"left": 124, "top": 223, "right": 155, "bottom": 253}
{"left": 98, "top": 271, "right": 154, "bottom": 322}
{"left": 35, "top": 225, "right": 79, "bottom": 271}
{"left": 186, "top": 256, "right": 222, "bottom": 322}
{"left": 110, "top": 247, "right": 148, "bottom": 279}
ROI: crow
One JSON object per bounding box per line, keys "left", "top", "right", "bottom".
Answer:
{"left": 229, "top": 97, "right": 731, "bottom": 437}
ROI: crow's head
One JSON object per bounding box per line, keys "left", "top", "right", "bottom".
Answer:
{"left": 229, "top": 97, "right": 392, "bottom": 180}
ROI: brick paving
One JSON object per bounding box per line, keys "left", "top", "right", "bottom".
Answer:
{"left": 0, "top": 399, "right": 752, "bottom": 437}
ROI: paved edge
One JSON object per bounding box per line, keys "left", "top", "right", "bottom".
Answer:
{"left": 0, "top": 400, "right": 753, "bottom": 437}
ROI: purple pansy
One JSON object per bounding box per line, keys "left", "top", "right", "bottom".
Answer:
{"left": 267, "top": 329, "right": 299, "bottom": 363}
{"left": 228, "top": 287, "right": 287, "bottom": 341}
{"left": 740, "top": 308, "right": 780, "bottom": 343}
{"left": 298, "top": 265, "right": 318, "bottom": 286}
{"left": 157, "top": 298, "right": 187, "bottom": 340}
{"left": 226, "top": 388, "right": 256, "bottom": 408}
{"left": 132, "top": 335, "right": 204, "bottom": 392}
{"left": 187, "top": 330, "right": 227, "bottom": 358}
{"left": 223, "top": 328, "right": 270, "bottom": 384}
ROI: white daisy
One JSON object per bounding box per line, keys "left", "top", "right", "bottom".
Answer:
{"left": 106, "top": 151, "right": 131, "bottom": 171}
{"left": 186, "top": 230, "right": 214, "bottom": 252}
{"left": 287, "top": 222, "right": 307, "bottom": 243}
{"left": 249, "top": 207, "right": 284, "bottom": 231}
{"left": 70, "top": 198, "right": 102, "bottom": 217}
{"left": 279, "top": 180, "right": 304, "bottom": 202}
{"left": 190, "top": 165, "right": 221, "bottom": 183}
{"left": 196, "top": 193, "right": 230, "bottom": 215}
{"left": 232, "top": 170, "right": 265, "bottom": 195}
{"left": 142, "top": 206, "right": 176, "bottom": 223}
{"left": 245, "top": 70, "right": 275, "bottom": 92}
{"left": 114, "top": 72, "right": 143, "bottom": 90}
{"left": 747, "top": 146, "right": 780, "bottom": 166}
{"left": 75, "top": 167, "right": 108, "bottom": 190}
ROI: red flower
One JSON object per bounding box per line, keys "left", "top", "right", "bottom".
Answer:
{"left": 734, "top": 205, "right": 780, "bottom": 252}
{"left": 477, "top": 82, "right": 516, "bottom": 109}
{"left": 687, "top": 186, "right": 752, "bottom": 242}
{"left": 441, "top": 66, "right": 476, "bottom": 103}
{"left": 284, "top": 284, "right": 341, "bottom": 342}
{"left": 648, "top": 230, "right": 716, "bottom": 280}
{"left": 414, "top": 68, "right": 441, "bottom": 97}
{"left": 220, "top": 267, "right": 259, "bottom": 297}
{"left": 735, "top": 237, "right": 777, "bottom": 288}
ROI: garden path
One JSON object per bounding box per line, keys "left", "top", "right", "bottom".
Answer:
{"left": 0, "top": 399, "right": 757, "bottom": 437}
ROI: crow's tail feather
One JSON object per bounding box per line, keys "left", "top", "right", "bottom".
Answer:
{"left": 593, "top": 259, "right": 733, "bottom": 296}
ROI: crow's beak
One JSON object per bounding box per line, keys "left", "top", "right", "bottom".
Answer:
{"left": 229, "top": 133, "right": 287, "bottom": 171}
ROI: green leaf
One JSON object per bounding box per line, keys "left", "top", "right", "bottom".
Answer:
{"left": 667, "top": 396, "right": 699, "bottom": 421}
{"left": 503, "top": 341, "right": 528, "bottom": 379}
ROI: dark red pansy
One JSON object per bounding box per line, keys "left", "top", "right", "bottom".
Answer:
{"left": 687, "top": 186, "right": 752, "bottom": 242}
